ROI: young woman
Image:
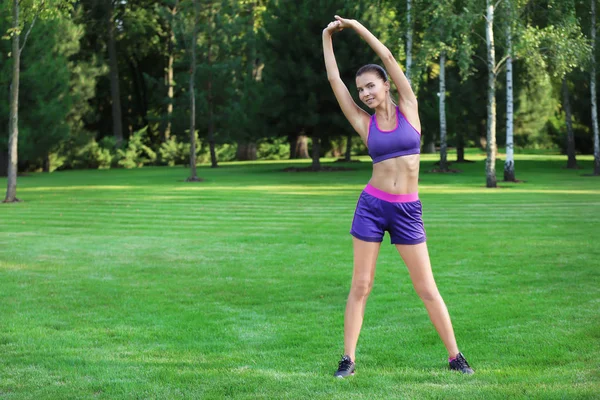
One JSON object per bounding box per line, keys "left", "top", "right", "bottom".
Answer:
{"left": 322, "top": 16, "right": 474, "bottom": 378}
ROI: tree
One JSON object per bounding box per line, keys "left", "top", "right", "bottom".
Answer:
{"left": 161, "top": 0, "right": 178, "bottom": 142}
{"left": 3, "top": 0, "right": 74, "bottom": 203}
{"left": 406, "top": 0, "right": 414, "bottom": 84}
{"left": 523, "top": 1, "right": 589, "bottom": 169}
{"left": 188, "top": 0, "right": 200, "bottom": 179}
{"left": 485, "top": 0, "right": 498, "bottom": 187}
{"left": 591, "top": 0, "right": 600, "bottom": 175}
{"left": 231, "top": 0, "right": 268, "bottom": 162}
{"left": 419, "top": 0, "right": 475, "bottom": 172}
{"left": 172, "top": 0, "right": 202, "bottom": 180}
{"left": 504, "top": 1, "right": 515, "bottom": 181}
{"left": 262, "top": 0, "right": 373, "bottom": 170}
{"left": 106, "top": 0, "right": 123, "bottom": 147}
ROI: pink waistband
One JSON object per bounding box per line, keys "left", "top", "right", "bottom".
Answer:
{"left": 364, "top": 184, "right": 419, "bottom": 203}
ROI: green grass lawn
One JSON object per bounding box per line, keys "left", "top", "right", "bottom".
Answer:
{"left": 1, "top": 153, "right": 599, "bottom": 399}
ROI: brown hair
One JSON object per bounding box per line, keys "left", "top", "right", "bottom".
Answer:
{"left": 356, "top": 64, "right": 388, "bottom": 82}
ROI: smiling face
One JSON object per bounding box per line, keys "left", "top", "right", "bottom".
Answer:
{"left": 356, "top": 71, "right": 390, "bottom": 109}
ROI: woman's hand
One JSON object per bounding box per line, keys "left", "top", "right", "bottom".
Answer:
{"left": 323, "top": 20, "right": 343, "bottom": 36}
{"left": 334, "top": 15, "right": 355, "bottom": 29}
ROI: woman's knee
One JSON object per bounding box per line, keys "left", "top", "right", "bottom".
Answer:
{"left": 350, "top": 278, "right": 373, "bottom": 299}
{"left": 415, "top": 285, "right": 441, "bottom": 302}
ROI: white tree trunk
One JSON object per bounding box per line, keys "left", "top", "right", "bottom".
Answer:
{"left": 592, "top": 0, "right": 600, "bottom": 175}
{"left": 504, "top": 26, "right": 515, "bottom": 181}
{"left": 439, "top": 51, "right": 448, "bottom": 171}
{"left": 5, "top": 0, "right": 21, "bottom": 203}
{"left": 164, "top": 5, "right": 176, "bottom": 142}
{"left": 406, "top": 0, "right": 413, "bottom": 84}
{"left": 485, "top": 0, "right": 497, "bottom": 188}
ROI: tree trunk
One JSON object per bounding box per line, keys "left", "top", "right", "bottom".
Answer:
{"left": 43, "top": 154, "right": 50, "bottom": 173}
{"left": 592, "top": 0, "right": 600, "bottom": 175}
{"left": 439, "top": 51, "right": 448, "bottom": 172}
{"left": 128, "top": 57, "right": 149, "bottom": 131}
{"left": 290, "top": 134, "right": 309, "bottom": 159}
{"left": 289, "top": 134, "right": 297, "bottom": 159}
{"left": 485, "top": 0, "right": 497, "bottom": 188}
{"left": 456, "top": 137, "right": 465, "bottom": 162}
{"left": 562, "top": 76, "right": 577, "bottom": 169}
{"left": 236, "top": 142, "right": 257, "bottom": 161}
{"left": 0, "top": 148, "right": 7, "bottom": 177}
{"left": 208, "top": 80, "right": 217, "bottom": 168}
{"left": 5, "top": 0, "right": 20, "bottom": 203}
{"left": 107, "top": 1, "right": 124, "bottom": 147}
{"left": 504, "top": 28, "right": 515, "bottom": 182}
{"left": 164, "top": 5, "right": 176, "bottom": 142}
{"left": 406, "top": 0, "right": 413, "bottom": 85}
{"left": 423, "top": 141, "right": 435, "bottom": 153}
{"left": 345, "top": 132, "right": 352, "bottom": 161}
{"left": 207, "top": 9, "right": 218, "bottom": 169}
{"left": 187, "top": 0, "right": 199, "bottom": 181}
{"left": 311, "top": 132, "right": 321, "bottom": 171}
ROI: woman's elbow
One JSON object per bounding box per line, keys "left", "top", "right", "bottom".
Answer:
{"left": 383, "top": 51, "right": 396, "bottom": 64}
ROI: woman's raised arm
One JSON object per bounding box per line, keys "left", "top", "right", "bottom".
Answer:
{"left": 323, "top": 21, "right": 370, "bottom": 140}
{"left": 335, "top": 16, "right": 418, "bottom": 119}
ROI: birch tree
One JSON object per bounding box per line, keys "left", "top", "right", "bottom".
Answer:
{"left": 421, "top": 0, "right": 475, "bottom": 172}
{"left": 591, "top": 0, "right": 600, "bottom": 175}
{"left": 485, "top": 0, "right": 498, "bottom": 187}
{"left": 188, "top": 0, "right": 200, "bottom": 180}
{"left": 406, "top": 0, "right": 413, "bottom": 84}
{"left": 532, "top": 12, "right": 589, "bottom": 170}
{"left": 3, "top": 0, "right": 74, "bottom": 203}
{"left": 161, "top": 0, "right": 178, "bottom": 142}
{"left": 504, "top": 3, "right": 515, "bottom": 181}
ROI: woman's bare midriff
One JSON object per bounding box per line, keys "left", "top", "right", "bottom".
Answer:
{"left": 368, "top": 154, "right": 420, "bottom": 194}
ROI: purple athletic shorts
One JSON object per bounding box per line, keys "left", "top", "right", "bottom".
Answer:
{"left": 350, "top": 184, "right": 426, "bottom": 245}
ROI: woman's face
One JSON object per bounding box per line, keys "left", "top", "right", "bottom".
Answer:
{"left": 356, "top": 72, "right": 389, "bottom": 108}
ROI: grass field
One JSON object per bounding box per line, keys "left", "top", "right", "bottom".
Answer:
{"left": 1, "top": 153, "right": 599, "bottom": 399}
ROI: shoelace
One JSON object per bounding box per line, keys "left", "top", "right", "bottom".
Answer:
{"left": 338, "top": 356, "right": 353, "bottom": 370}
{"left": 454, "top": 355, "right": 471, "bottom": 370}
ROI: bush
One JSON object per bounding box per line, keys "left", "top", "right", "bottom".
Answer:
{"left": 257, "top": 137, "right": 289, "bottom": 160}
{"left": 116, "top": 126, "right": 157, "bottom": 169}
{"left": 197, "top": 141, "right": 237, "bottom": 164}
{"left": 159, "top": 137, "right": 191, "bottom": 166}
{"left": 68, "top": 140, "right": 114, "bottom": 169}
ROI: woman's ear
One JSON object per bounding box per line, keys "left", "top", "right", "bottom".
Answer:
{"left": 384, "top": 80, "right": 391, "bottom": 92}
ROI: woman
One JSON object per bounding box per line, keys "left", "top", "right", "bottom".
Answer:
{"left": 322, "top": 16, "right": 474, "bottom": 378}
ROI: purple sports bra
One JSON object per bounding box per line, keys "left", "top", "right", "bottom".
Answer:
{"left": 367, "top": 106, "right": 421, "bottom": 164}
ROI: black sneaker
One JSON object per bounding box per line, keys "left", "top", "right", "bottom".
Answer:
{"left": 334, "top": 355, "right": 355, "bottom": 378}
{"left": 449, "top": 352, "right": 474, "bottom": 374}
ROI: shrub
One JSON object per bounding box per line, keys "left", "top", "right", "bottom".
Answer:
{"left": 116, "top": 126, "right": 157, "bottom": 168}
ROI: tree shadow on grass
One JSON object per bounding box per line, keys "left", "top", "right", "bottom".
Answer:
{"left": 425, "top": 168, "right": 463, "bottom": 173}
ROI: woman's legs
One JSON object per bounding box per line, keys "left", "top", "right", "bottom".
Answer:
{"left": 344, "top": 237, "right": 381, "bottom": 361}
{"left": 395, "top": 242, "right": 460, "bottom": 358}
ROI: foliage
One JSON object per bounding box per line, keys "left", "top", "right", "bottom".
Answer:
{"left": 159, "top": 136, "right": 192, "bottom": 166}
{"left": 256, "top": 136, "right": 290, "bottom": 160}
{"left": 261, "top": 0, "right": 374, "bottom": 143}
{"left": 116, "top": 126, "right": 157, "bottom": 168}
{"left": 2, "top": 0, "right": 600, "bottom": 174}
{"left": 66, "top": 138, "right": 114, "bottom": 169}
